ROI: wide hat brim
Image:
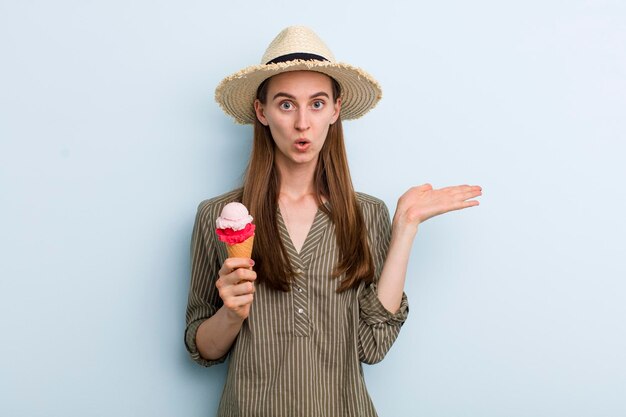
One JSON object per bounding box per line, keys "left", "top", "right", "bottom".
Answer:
{"left": 215, "top": 59, "right": 382, "bottom": 125}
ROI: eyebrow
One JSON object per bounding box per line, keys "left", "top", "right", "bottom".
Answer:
{"left": 272, "top": 91, "right": 330, "bottom": 101}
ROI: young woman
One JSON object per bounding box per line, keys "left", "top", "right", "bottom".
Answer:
{"left": 185, "top": 26, "right": 482, "bottom": 417}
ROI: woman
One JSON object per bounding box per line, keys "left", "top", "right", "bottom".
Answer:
{"left": 185, "top": 26, "right": 482, "bottom": 417}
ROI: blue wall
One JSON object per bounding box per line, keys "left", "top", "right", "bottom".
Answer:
{"left": 1, "top": 1, "right": 625, "bottom": 416}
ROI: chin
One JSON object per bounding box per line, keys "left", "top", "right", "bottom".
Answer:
{"left": 290, "top": 154, "right": 318, "bottom": 165}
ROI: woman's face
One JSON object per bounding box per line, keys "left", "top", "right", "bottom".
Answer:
{"left": 254, "top": 71, "right": 341, "bottom": 171}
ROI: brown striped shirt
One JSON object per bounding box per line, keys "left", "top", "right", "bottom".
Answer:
{"left": 185, "top": 189, "right": 409, "bottom": 417}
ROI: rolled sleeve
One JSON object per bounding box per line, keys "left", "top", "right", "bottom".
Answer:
{"left": 357, "top": 195, "right": 410, "bottom": 364}
{"left": 184, "top": 199, "right": 229, "bottom": 367}
{"left": 359, "top": 282, "right": 409, "bottom": 326}
{"left": 357, "top": 282, "right": 409, "bottom": 364}
{"left": 185, "top": 318, "right": 228, "bottom": 367}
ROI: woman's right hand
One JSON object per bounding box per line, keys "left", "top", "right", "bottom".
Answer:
{"left": 216, "top": 258, "right": 257, "bottom": 321}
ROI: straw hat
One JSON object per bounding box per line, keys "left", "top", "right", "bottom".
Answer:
{"left": 214, "top": 26, "right": 382, "bottom": 124}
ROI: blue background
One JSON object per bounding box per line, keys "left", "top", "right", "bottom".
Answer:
{"left": 1, "top": 1, "right": 625, "bottom": 416}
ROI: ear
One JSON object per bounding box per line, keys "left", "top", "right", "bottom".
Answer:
{"left": 330, "top": 97, "right": 342, "bottom": 124}
{"left": 254, "top": 99, "right": 269, "bottom": 126}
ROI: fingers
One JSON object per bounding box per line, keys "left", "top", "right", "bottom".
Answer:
{"left": 218, "top": 266, "right": 256, "bottom": 287}
{"left": 222, "top": 293, "right": 254, "bottom": 313}
{"left": 457, "top": 196, "right": 480, "bottom": 207}
{"left": 455, "top": 188, "right": 482, "bottom": 201}
{"left": 221, "top": 279, "right": 255, "bottom": 298}
{"left": 221, "top": 284, "right": 255, "bottom": 317}
{"left": 455, "top": 185, "right": 482, "bottom": 195}
{"left": 435, "top": 195, "right": 478, "bottom": 214}
{"left": 450, "top": 186, "right": 482, "bottom": 211}
{"left": 217, "top": 258, "right": 257, "bottom": 294}
{"left": 414, "top": 184, "right": 482, "bottom": 202}
{"left": 440, "top": 184, "right": 482, "bottom": 194}
{"left": 218, "top": 258, "right": 255, "bottom": 278}
{"left": 453, "top": 193, "right": 481, "bottom": 210}
{"left": 396, "top": 182, "right": 483, "bottom": 225}
{"left": 216, "top": 259, "right": 257, "bottom": 315}
{"left": 437, "top": 185, "right": 482, "bottom": 206}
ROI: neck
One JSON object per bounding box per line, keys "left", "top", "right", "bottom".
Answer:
{"left": 275, "top": 159, "right": 318, "bottom": 201}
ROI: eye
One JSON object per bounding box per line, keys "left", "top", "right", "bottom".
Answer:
{"left": 279, "top": 101, "right": 293, "bottom": 111}
{"left": 312, "top": 100, "right": 325, "bottom": 110}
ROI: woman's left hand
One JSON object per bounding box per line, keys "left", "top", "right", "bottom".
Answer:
{"left": 393, "top": 183, "right": 482, "bottom": 229}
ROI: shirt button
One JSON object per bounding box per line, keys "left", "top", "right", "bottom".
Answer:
{"left": 297, "top": 287, "right": 303, "bottom": 293}
{"left": 295, "top": 268, "right": 303, "bottom": 274}
{"left": 297, "top": 308, "right": 304, "bottom": 314}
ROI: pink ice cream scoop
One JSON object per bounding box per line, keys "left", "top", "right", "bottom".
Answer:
{"left": 216, "top": 202, "right": 255, "bottom": 245}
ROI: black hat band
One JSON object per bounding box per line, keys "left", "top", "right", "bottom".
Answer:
{"left": 266, "top": 53, "right": 329, "bottom": 65}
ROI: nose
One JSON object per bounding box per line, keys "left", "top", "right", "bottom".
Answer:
{"left": 294, "top": 109, "right": 310, "bottom": 131}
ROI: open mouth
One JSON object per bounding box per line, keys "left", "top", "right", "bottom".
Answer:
{"left": 294, "top": 139, "right": 311, "bottom": 151}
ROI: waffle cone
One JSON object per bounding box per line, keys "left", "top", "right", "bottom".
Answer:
{"left": 226, "top": 235, "right": 254, "bottom": 259}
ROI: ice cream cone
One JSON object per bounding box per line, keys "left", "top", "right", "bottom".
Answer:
{"left": 226, "top": 235, "right": 254, "bottom": 259}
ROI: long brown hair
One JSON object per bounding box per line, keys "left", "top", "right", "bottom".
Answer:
{"left": 241, "top": 75, "right": 374, "bottom": 292}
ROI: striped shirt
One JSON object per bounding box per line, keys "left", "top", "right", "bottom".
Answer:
{"left": 185, "top": 189, "right": 409, "bottom": 417}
